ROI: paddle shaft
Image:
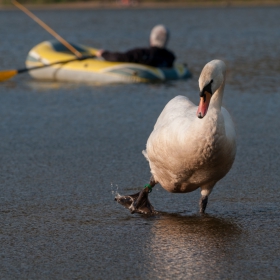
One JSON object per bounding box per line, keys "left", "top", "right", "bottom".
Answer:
{"left": 12, "top": 0, "right": 83, "bottom": 58}
{"left": 0, "top": 55, "right": 95, "bottom": 82}
{"left": 18, "top": 55, "right": 94, "bottom": 74}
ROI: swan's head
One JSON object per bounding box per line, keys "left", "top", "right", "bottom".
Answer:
{"left": 197, "top": 60, "right": 226, "bottom": 119}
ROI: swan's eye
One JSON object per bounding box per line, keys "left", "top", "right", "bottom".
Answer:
{"left": 200, "top": 79, "right": 213, "bottom": 97}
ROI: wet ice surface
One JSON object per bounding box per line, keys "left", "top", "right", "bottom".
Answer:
{"left": 0, "top": 6, "right": 280, "bottom": 279}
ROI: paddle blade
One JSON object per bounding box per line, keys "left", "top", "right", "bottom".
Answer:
{"left": 0, "top": 70, "right": 18, "bottom": 82}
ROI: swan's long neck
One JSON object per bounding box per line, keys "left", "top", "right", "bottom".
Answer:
{"left": 210, "top": 80, "right": 225, "bottom": 110}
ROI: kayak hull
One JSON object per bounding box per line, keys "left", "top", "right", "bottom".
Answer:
{"left": 25, "top": 40, "right": 191, "bottom": 84}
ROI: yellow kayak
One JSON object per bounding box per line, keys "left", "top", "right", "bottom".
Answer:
{"left": 26, "top": 40, "right": 191, "bottom": 84}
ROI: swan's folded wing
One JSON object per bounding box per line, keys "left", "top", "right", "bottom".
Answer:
{"left": 145, "top": 96, "right": 197, "bottom": 167}
{"left": 153, "top": 95, "right": 196, "bottom": 130}
{"left": 144, "top": 95, "right": 197, "bottom": 167}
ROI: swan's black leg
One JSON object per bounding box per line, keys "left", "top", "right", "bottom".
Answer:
{"left": 115, "top": 176, "right": 157, "bottom": 214}
{"left": 199, "top": 195, "right": 208, "bottom": 213}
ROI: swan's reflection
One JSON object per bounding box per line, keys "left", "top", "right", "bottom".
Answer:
{"left": 144, "top": 213, "right": 242, "bottom": 278}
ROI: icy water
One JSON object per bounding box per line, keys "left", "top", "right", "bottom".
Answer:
{"left": 0, "top": 6, "right": 280, "bottom": 279}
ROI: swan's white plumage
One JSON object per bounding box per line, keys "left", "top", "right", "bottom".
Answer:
{"left": 143, "top": 60, "right": 236, "bottom": 197}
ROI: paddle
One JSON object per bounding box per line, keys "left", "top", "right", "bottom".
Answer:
{"left": 12, "top": 0, "right": 83, "bottom": 58}
{"left": 0, "top": 55, "right": 94, "bottom": 82}
{"left": 0, "top": 1, "right": 96, "bottom": 82}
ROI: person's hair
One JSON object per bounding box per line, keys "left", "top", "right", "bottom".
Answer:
{"left": 150, "top": 25, "right": 169, "bottom": 48}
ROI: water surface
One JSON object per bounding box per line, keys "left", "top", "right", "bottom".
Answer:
{"left": 0, "top": 6, "right": 280, "bottom": 279}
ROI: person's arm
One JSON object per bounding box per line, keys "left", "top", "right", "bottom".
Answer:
{"left": 95, "top": 49, "right": 129, "bottom": 61}
{"left": 96, "top": 48, "right": 176, "bottom": 67}
{"left": 101, "top": 50, "right": 134, "bottom": 62}
{"left": 95, "top": 48, "right": 147, "bottom": 63}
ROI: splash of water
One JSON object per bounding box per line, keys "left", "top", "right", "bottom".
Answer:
{"left": 111, "top": 183, "right": 120, "bottom": 197}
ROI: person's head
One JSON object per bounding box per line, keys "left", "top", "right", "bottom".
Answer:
{"left": 150, "top": 25, "right": 169, "bottom": 48}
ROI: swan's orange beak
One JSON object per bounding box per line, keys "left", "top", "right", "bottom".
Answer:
{"left": 197, "top": 91, "right": 212, "bottom": 119}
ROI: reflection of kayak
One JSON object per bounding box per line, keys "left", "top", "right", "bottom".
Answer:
{"left": 25, "top": 40, "right": 192, "bottom": 84}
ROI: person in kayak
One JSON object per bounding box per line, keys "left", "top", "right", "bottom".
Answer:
{"left": 95, "top": 25, "right": 175, "bottom": 68}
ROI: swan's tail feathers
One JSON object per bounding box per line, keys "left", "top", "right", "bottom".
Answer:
{"left": 142, "top": 150, "right": 149, "bottom": 161}
{"left": 115, "top": 188, "right": 155, "bottom": 215}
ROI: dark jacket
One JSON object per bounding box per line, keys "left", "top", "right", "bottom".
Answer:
{"left": 101, "top": 46, "right": 175, "bottom": 68}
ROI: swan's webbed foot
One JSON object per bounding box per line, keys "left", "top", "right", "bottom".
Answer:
{"left": 115, "top": 188, "right": 154, "bottom": 214}
{"left": 199, "top": 195, "right": 208, "bottom": 213}
{"left": 115, "top": 177, "right": 156, "bottom": 214}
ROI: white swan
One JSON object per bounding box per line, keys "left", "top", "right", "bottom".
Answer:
{"left": 115, "top": 60, "right": 236, "bottom": 214}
